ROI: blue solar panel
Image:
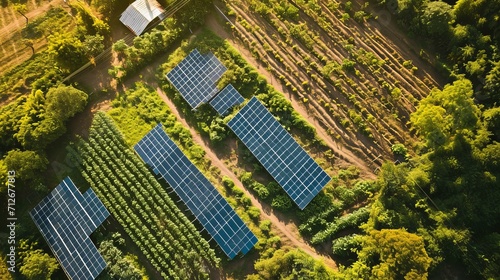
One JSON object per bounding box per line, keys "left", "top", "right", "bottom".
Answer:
{"left": 134, "top": 124, "right": 258, "bottom": 259}
{"left": 166, "top": 49, "right": 227, "bottom": 109}
{"left": 209, "top": 84, "right": 245, "bottom": 115}
{"left": 30, "top": 177, "right": 110, "bottom": 280}
{"left": 227, "top": 97, "right": 331, "bottom": 210}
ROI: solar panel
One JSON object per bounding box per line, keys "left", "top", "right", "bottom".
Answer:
{"left": 134, "top": 124, "right": 258, "bottom": 259}
{"left": 166, "top": 49, "right": 227, "bottom": 109}
{"left": 30, "top": 177, "right": 110, "bottom": 280}
{"left": 227, "top": 97, "right": 331, "bottom": 210}
{"left": 209, "top": 84, "right": 245, "bottom": 115}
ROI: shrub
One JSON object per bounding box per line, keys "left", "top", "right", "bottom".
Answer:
{"left": 403, "top": 60, "right": 413, "bottom": 69}
{"left": 342, "top": 59, "right": 356, "bottom": 72}
{"left": 222, "top": 176, "right": 235, "bottom": 189}
{"left": 259, "top": 220, "right": 272, "bottom": 234}
{"left": 271, "top": 195, "right": 293, "bottom": 211}
{"left": 354, "top": 11, "right": 366, "bottom": 23}
{"left": 391, "top": 143, "right": 408, "bottom": 157}
{"left": 232, "top": 185, "right": 245, "bottom": 198}
{"left": 341, "top": 13, "right": 351, "bottom": 22}
{"left": 240, "top": 196, "right": 252, "bottom": 207}
{"left": 247, "top": 206, "right": 261, "bottom": 220}
{"left": 331, "top": 234, "right": 361, "bottom": 259}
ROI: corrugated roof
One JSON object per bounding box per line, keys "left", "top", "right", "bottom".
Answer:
{"left": 119, "top": 0, "right": 165, "bottom": 36}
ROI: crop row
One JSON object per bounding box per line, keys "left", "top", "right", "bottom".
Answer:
{"left": 77, "top": 112, "right": 219, "bottom": 279}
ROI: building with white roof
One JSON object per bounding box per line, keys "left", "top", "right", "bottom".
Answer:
{"left": 119, "top": 0, "right": 165, "bottom": 36}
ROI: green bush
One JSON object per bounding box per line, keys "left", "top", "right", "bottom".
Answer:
{"left": 247, "top": 206, "right": 261, "bottom": 220}
{"left": 271, "top": 195, "right": 293, "bottom": 211}
{"left": 332, "top": 234, "right": 361, "bottom": 260}
{"left": 342, "top": 58, "right": 356, "bottom": 72}
{"left": 222, "top": 176, "right": 235, "bottom": 189}
{"left": 259, "top": 220, "right": 272, "bottom": 234}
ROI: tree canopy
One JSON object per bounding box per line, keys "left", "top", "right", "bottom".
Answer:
{"left": 19, "top": 250, "right": 59, "bottom": 280}
{"left": 411, "top": 79, "right": 480, "bottom": 149}
{"left": 345, "top": 229, "right": 432, "bottom": 279}
{"left": 248, "top": 248, "right": 336, "bottom": 280}
{"left": 3, "top": 150, "right": 48, "bottom": 183}
{"left": 15, "top": 85, "right": 87, "bottom": 150}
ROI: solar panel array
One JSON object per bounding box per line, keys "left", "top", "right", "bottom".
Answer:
{"left": 209, "top": 84, "right": 245, "bottom": 115}
{"left": 227, "top": 97, "right": 331, "bottom": 210}
{"left": 30, "top": 177, "right": 110, "bottom": 280}
{"left": 134, "top": 124, "right": 257, "bottom": 259}
{"left": 166, "top": 49, "right": 227, "bottom": 109}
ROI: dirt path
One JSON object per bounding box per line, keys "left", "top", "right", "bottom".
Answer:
{"left": 206, "top": 14, "right": 376, "bottom": 179}
{"left": 154, "top": 86, "right": 338, "bottom": 270}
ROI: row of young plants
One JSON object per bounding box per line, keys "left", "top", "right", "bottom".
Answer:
{"left": 76, "top": 112, "right": 219, "bottom": 279}
{"left": 229, "top": 5, "right": 388, "bottom": 159}
{"left": 228, "top": 0, "right": 433, "bottom": 160}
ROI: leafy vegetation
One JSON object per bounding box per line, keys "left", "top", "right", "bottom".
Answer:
{"left": 2, "top": 0, "right": 499, "bottom": 278}
{"left": 336, "top": 77, "right": 500, "bottom": 278}
{"left": 76, "top": 112, "right": 219, "bottom": 279}
{"left": 247, "top": 247, "right": 336, "bottom": 280}
{"left": 16, "top": 85, "right": 87, "bottom": 150}
{"left": 343, "top": 229, "right": 432, "bottom": 279}
{"left": 378, "top": 0, "right": 500, "bottom": 107}
{"left": 98, "top": 233, "right": 147, "bottom": 280}
{"left": 19, "top": 249, "right": 59, "bottom": 280}
{"left": 16, "top": 240, "right": 59, "bottom": 280}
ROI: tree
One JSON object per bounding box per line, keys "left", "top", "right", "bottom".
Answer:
{"left": 19, "top": 250, "right": 59, "bottom": 280}
{"left": 0, "top": 256, "right": 13, "bottom": 280}
{"left": 112, "top": 39, "right": 128, "bottom": 53}
{"left": 483, "top": 107, "right": 500, "bottom": 140}
{"left": 47, "top": 33, "right": 86, "bottom": 71}
{"left": 420, "top": 1, "right": 453, "bottom": 49}
{"left": 13, "top": 4, "right": 28, "bottom": 24}
{"left": 250, "top": 247, "right": 336, "bottom": 279}
{"left": 92, "top": 0, "right": 127, "bottom": 20}
{"left": 3, "top": 150, "right": 48, "bottom": 183}
{"left": 0, "top": 96, "right": 26, "bottom": 151}
{"left": 83, "top": 34, "right": 105, "bottom": 60}
{"left": 45, "top": 85, "right": 88, "bottom": 120}
{"left": 0, "top": 160, "right": 7, "bottom": 194}
{"left": 483, "top": 61, "right": 500, "bottom": 104}
{"left": 23, "top": 39, "right": 35, "bottom": 56}
{"left": 411, "top": 79, "right": 480, "bottom": 149}
{"left": 16, "top": 86, "right": 88, "bottom": 149}
{"left": 346, "top": 229, "right": 432, "bottom": 279}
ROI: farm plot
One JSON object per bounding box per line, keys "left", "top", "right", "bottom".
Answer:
{"left": 221, "top": 0, "right": 442, "bottom": 169}
{"left": 76, "top": 112, "right": 219, "bottom": 279}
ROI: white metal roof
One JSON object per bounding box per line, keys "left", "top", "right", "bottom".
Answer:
{"left": 119, "top": 0, "right": 165, "bottom": 36}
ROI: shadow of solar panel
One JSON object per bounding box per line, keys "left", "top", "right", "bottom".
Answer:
{"left": 30, "top": 177, "right": 110, "bottom": 280}
{"left": 166, "top": 49, "right": 227, "bottom": 109}
{"left": 134, "top": 124, "right": 258, "bottom": 259}
{"left": 227, "top": 97, "right": 331, "bottom": 210}
{"left": 209, "top": 84, "right": 245, "bottom": 115}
